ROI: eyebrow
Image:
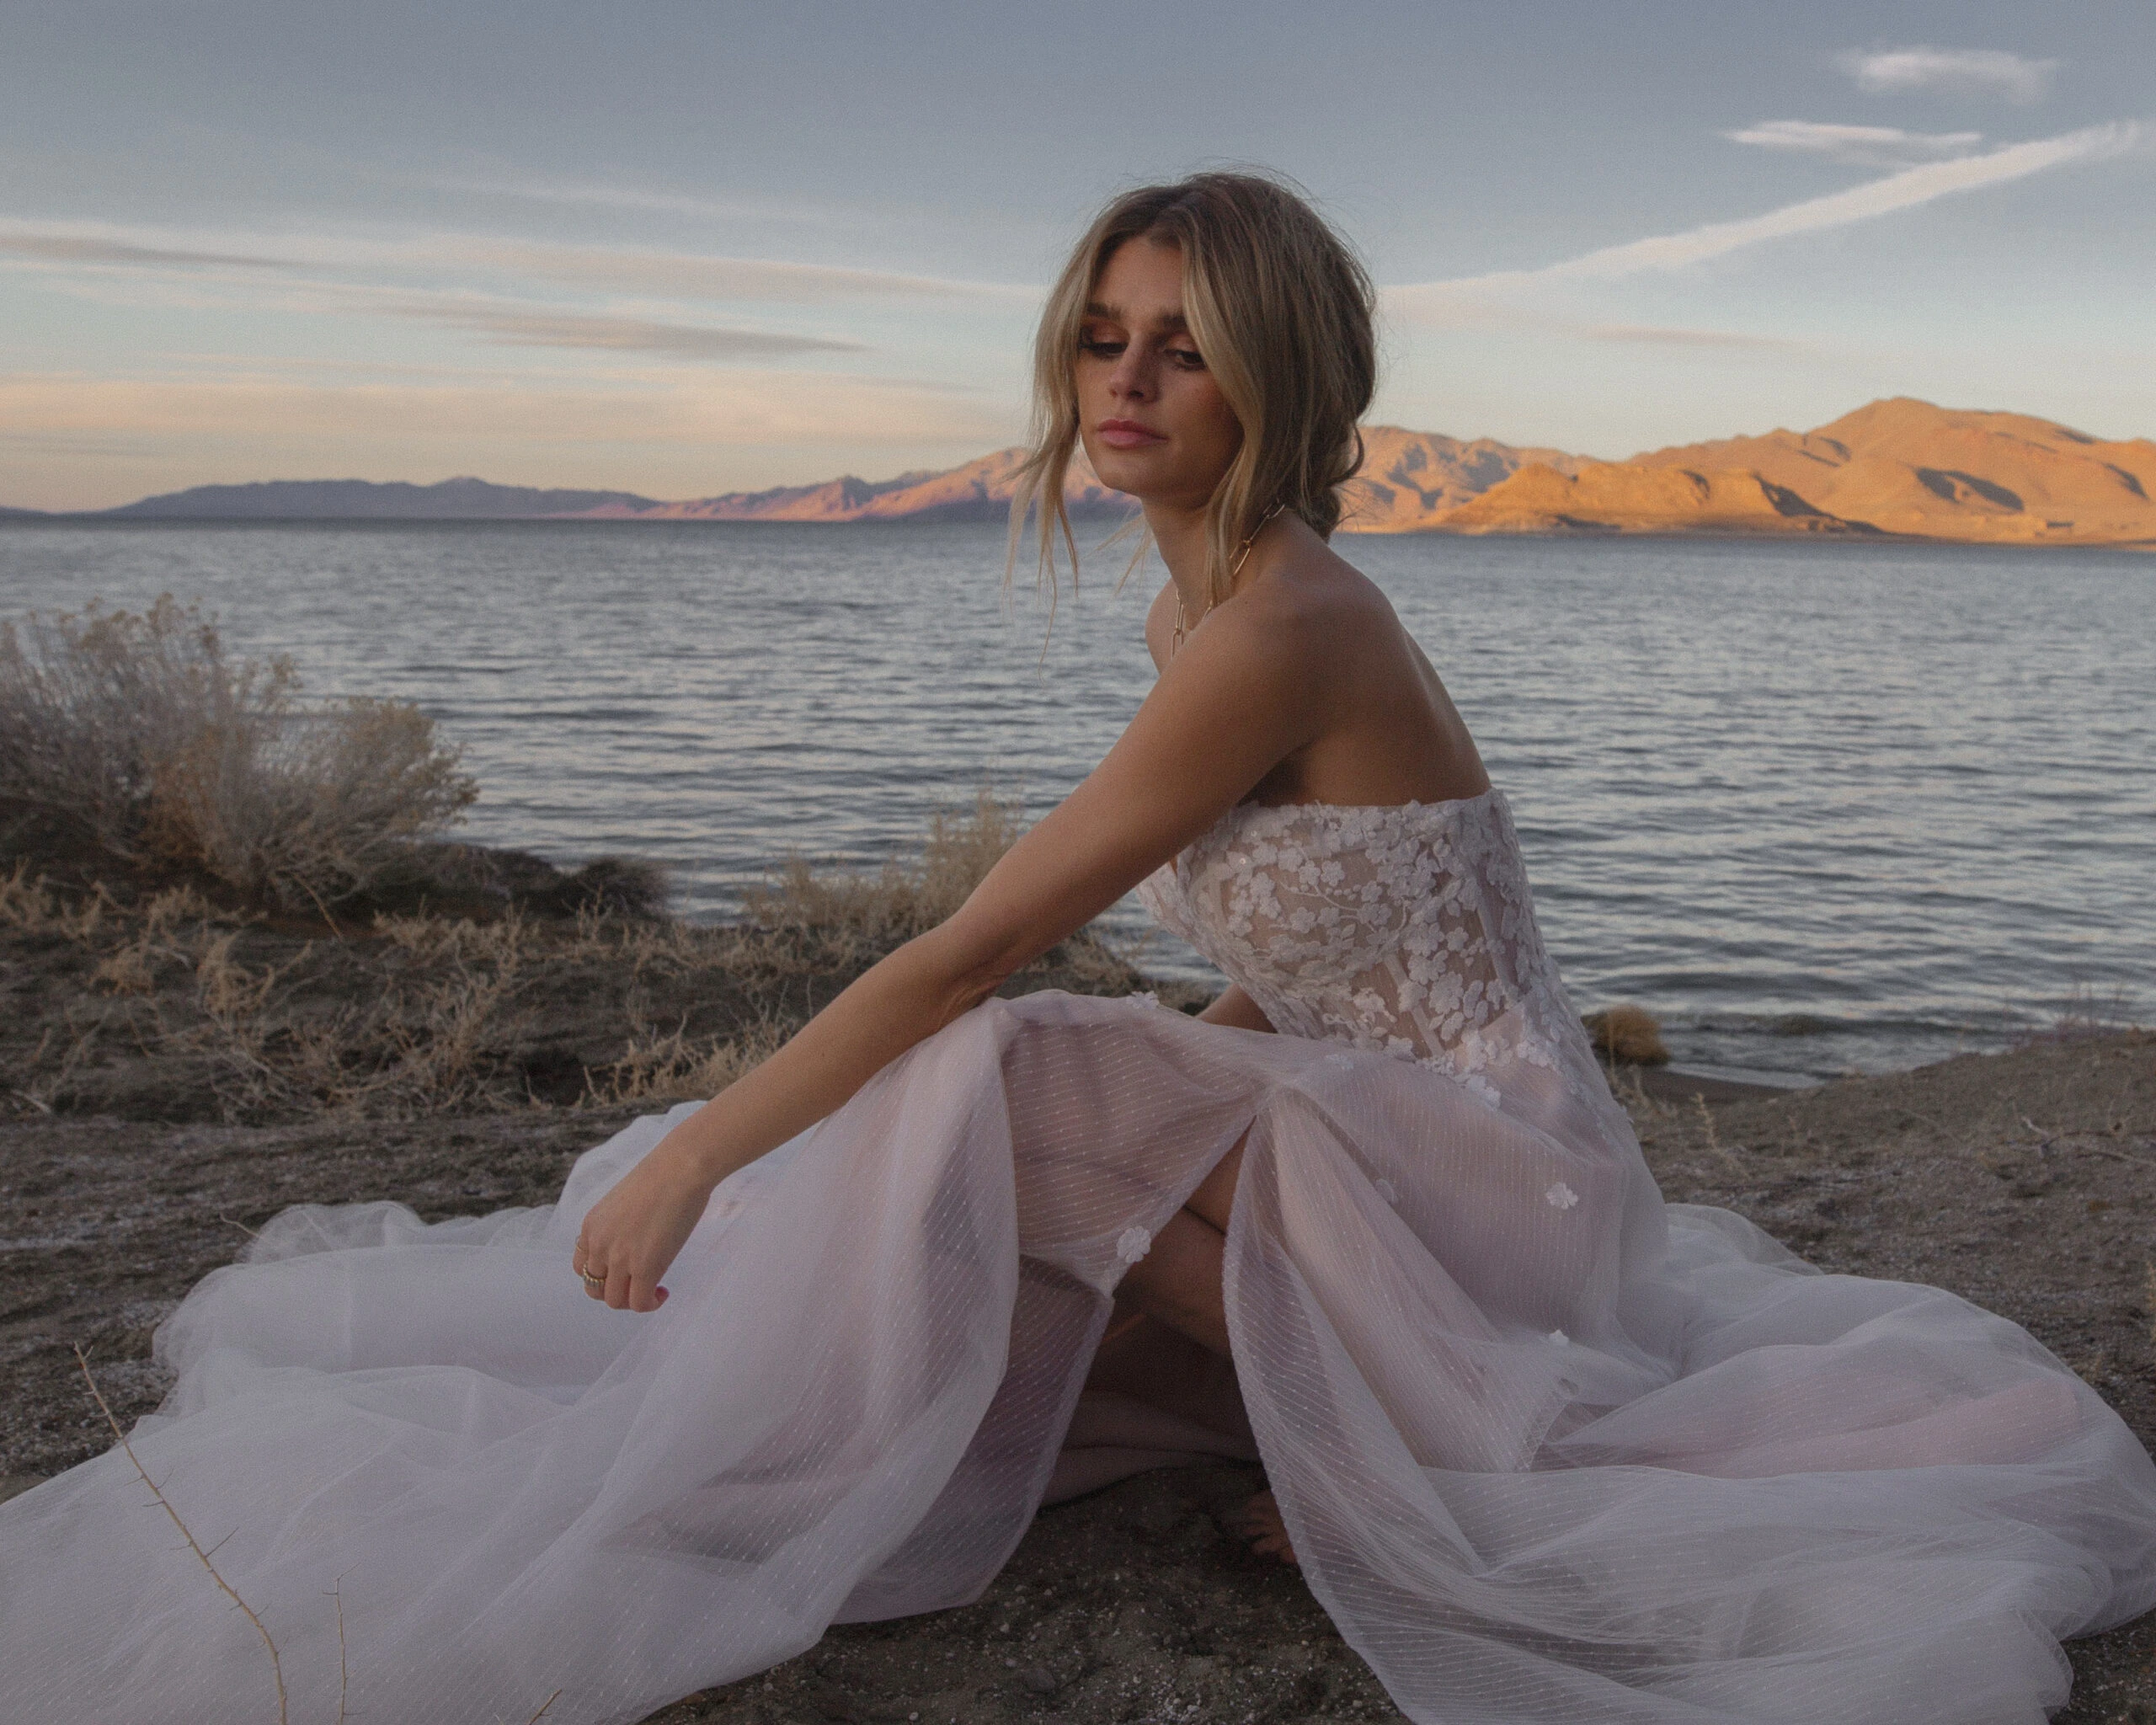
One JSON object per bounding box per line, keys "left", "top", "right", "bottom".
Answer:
{"left": 1083, "top": 299, "right": 1189, "bottom": 333}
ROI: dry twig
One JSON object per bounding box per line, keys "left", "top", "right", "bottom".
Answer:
{"left": 1691, "top": 1092, "right": 1746, "bottom": 1170}
{"left": 74, "top": 1344, "right": 287, "bottom": 1725}
{"left": 328, "top": 1579, "right": 349, "bottom": 1725}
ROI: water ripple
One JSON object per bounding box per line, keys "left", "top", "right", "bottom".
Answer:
{"left": 3, "top": 519, "right": 2148, "bottom": 1076}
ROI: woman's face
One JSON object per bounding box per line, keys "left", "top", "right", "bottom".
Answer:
{"left": 1075, "top": 238, "right": 1243, "bottom": 511}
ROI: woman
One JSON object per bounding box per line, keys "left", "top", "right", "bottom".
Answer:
{"left": 4, "top": 173, "right": 2153, "bottom": 1725}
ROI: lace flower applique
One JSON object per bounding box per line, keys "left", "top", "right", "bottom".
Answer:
{"left": 1115, "top": 1226, "right": 1153, "bottom": 1265}
{"left": 1134, "top": 792, "right": 1604, "bottom": 1112}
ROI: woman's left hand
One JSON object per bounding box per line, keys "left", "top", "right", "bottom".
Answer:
{"left": 573, "top": 1146, "right": 715, "bottom": 1312}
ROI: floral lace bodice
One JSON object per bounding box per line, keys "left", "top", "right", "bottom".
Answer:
{"left": 1137, "top": 788, "right": 1598, "bottom": 1106}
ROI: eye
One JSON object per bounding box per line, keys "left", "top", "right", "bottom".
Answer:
{"left": 1165, "top": 346, "right": 1206, "bottom": 371}
{"left": 1076, "top": 334, "right": 1126, "bottom": 360}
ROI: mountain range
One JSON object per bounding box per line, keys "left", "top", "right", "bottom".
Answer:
{"left": 11, "top": 399, "right": 2153, "bottom": 544}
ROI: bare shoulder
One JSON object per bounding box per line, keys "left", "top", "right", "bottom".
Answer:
{"left": 1233, "top": 535, "right": 1399, "bottom": 663}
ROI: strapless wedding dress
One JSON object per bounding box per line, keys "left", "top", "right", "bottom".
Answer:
{"left": 5, "top": 788, "right": 2153, "bottom": 1724}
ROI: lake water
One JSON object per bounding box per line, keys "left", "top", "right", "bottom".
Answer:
{"left": 3, "top": 518, "right": 2150, "bottom": 1080}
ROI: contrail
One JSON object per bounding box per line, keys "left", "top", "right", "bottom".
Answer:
{"left": 1388, "top": 122, "right": 2140, "bottom": 317}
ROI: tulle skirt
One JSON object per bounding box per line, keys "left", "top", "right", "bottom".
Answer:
{"left": 3, "top": 990, "right": 2152, "bottom": 1724}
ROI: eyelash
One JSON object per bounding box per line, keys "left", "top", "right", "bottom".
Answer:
{"left": 1077, "top": 335, "right": 1205, "bottom": 370}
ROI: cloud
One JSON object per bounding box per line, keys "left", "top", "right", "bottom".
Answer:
{"left": 382, "top": 300, "right": 864, "bottom": 360}
{"left": 0, "top": 233, "right": 291, "bottom": 270}
{"left": 1577, "top": 323, "right": 1812, "bottom": 352}
{"left": 2, "top": 247, "right": 876, "bottom": 364}
{"left": 447, "top": 239, "right": 1036, "bottom": 306}
{"left": 0, "top": 370, "right": 1015, "bottom": 451}
{"left": 0, "top": 217, "right": 1032, "bottom": 307}
{"left": 1724, "top": 120, "right": 1983, "bottom": 169}
{"left": 433, "top": 174, "right": 836, "bottom": 227}
{"left": 1839, "top": 46, "right": 2058, "bottom": 104}
{"left": 1389, "top": 121, "right": 2139, "bottom": 313}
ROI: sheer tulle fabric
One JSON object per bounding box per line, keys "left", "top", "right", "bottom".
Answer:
{"left": 3, "top": 793, "right": 2152, "bottom": 1724}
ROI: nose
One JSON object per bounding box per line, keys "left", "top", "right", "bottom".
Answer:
{"left": 1107, "top": 344, "right": 1155, "bottom": 403}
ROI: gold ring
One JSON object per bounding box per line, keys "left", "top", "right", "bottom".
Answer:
{"left": 580, "top": 1268, "right": 606, "bottom": 1290}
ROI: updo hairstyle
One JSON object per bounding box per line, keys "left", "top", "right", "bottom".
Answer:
{"left": 1011, "top": 170, "right": 1378, "bottom": 609}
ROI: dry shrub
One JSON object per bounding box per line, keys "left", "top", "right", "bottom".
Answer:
{"left": 91, "top": 941, "right": 159, "bottom": 996}
{"left": 141, "top": 882, "right": 215, "bottom": 936}
{"left": 587, "top": 1015, "right": 790, "bottom": 1108}
{"left": 88, "top": 886, "right": 219, "bottom": 995}
{"left": 373, "top": 911, "right": 529, "bottom": 969}
{"left": 1586, "top": 1004, "right": 1671, "bottom": 1065}
{"left": 0, "top": 595, "right": 476, "bottom": 911}
{"left": 745, "top": 788, "right": 1022, "bottom": 950}
{"left": 184, "top": 918, "right": 529, "bottom": 1120}
{"left": 734, "top": 787, "right": 1151, "bottom": 1001}
{"left": 0, "top": 862, "right": 64, "bottom": 932}
{"left": 0, "top": 862, "right": 115, "bottom": 941}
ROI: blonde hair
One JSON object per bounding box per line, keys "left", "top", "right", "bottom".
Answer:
{"left": 1010, "top": 171, "right": 1377, "bottom": 610}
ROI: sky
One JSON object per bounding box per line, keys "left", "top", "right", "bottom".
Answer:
{"left": 3, "top": 0, "right": 2152, "bottom": 511}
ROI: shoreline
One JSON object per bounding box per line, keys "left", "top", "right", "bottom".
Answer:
{"left": 7, "top": 512, "right": 2154, "bottom": 551}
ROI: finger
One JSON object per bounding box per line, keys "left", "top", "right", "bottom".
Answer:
{"left": 605, "top": 1260, "right": 632, "bottom": 1310}
{"left": 629, "top": 1274, "right": 665, "bottom": 1315}
{"left": 583, "top": 1272, "right": 608, "bottom": 1300}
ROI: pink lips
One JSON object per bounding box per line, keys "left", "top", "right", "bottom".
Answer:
{"left": 1097, "top": 419, "right": 1166, "bottom": 449}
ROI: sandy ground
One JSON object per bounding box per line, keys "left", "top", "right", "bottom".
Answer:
{"left": 3, "top": 866, "right": 2153, "bottom": 1723}
{"left": 5, "top": 1025, "right": 2153, "bottom": 1722}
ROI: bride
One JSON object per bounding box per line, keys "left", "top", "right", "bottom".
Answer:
{"left": 4, "top": 172, "right": 2153, "bottom": 1725}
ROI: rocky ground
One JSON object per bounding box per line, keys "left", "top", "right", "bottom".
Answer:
{"left": 4, "top": 881, "right": 2153, "bottom": 1724}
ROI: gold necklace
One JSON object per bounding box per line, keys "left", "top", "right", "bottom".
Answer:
{"left": 1171, "top": 502, "right": 1285, "bottom": 659}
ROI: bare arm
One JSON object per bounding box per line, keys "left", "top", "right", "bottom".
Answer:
{"left": 575, "top": 595, "right": 1319, "bottom": 1310}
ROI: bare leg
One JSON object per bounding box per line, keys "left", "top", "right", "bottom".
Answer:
{"left": 1116, "top": 1207, "right": 1231, "bottom": 1355}
{"left": 1113, "top": 1133, "right": 1243, "bottom": 1356}
{"left": 1110, "top": 1135, "right": 1297, "bottom": 1564}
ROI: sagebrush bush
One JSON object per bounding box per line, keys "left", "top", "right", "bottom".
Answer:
{"left": 1585, "top": 1003, "right": 1672, "bottom": 1065}
{"left": 0, "top": 595, "right": 476, "bottom": 911}
{"left": 744, "top": 787, "right": 1023, "bottom": 947}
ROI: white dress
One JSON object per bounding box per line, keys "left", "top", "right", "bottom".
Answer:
{"left": 4, "top": 787, "right": 2153, "bottom": 1724}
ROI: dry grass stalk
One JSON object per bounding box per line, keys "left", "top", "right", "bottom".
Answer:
{"left": 143, "top": 881, "right": 215, "bottom": 937}
{"left": 196, "top": 930, "right": 289, "bottom": 1025}
{"left": 374, "top": 910, "right": 526, "bottom": 969}
{"left": 73, "top": 1344, "right": 287, "bottom": 1725}
{"left": 0, "top": 862, "right": 116, "bottom": 941}
{"left": 0, "top": 861, "right": 60, "bottom": 931}
{"left": 589, "top": 1015, "right": 790, "bottom": 1108}
{"left": 90, "top": 884, "right": 223, "bottom": 994}
{"left": 1691, "top": 1092, "right": 1746, "bottom": 1169}
{"left": 368, "top": 965, "right": 523, "bottom": 1111}
{"left": 330, "top": 1580, "right": 349, "bottom": 1725}
{"left": 14, "top": 1023, "right": 101, "bottom": 1115}
{"left": 93, "top": 939, "right": 160, "bottom": 996}
{"left": 183, "top": 922, "right": 530, "bottom": 1120}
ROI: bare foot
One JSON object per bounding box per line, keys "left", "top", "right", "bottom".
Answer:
{"left": 1230, "top": 1489, "right": 1298, "bottom": 1565}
